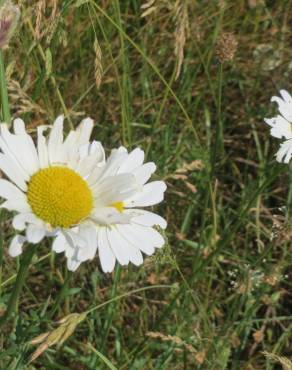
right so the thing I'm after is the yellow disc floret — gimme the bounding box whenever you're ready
[111,201,124,213]
[27,166,93,228]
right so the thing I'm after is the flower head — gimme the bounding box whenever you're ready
[215,32,237,63]
[0,117,167,272]
[265,89,292,163]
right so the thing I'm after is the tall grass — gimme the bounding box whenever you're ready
[0,0,291,369]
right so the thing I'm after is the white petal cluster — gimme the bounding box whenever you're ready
[0,116,167,272]
[265,89,292,163]
[53,146,167,272]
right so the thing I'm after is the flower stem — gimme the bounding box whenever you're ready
[0,49,11,124]
[0,244,37,329]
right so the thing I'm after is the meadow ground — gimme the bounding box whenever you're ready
[0,0,291,369]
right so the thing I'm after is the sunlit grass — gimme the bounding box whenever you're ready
[0,0,291,369]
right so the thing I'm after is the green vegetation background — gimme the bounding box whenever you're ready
[0,0,291,369]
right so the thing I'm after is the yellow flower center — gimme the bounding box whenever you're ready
[111,201,124,213]
[27,166,93,228]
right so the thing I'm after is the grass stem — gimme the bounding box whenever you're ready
[48,271,73,319]
[0,49,11,124]
[0,244,37,329]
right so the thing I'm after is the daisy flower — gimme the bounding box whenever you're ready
[265,89,292,163]
[53,146,167,272]
[0,117,167,272]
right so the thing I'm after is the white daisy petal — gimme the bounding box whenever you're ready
[63,228,87,248]
[12,119,40,172]
[264,116,292,140]
[52,233,68,253]
[276,139,292,163]
[95,147,128,181]
[124,181,166,207]
[59,234,84,271]
[76,144,105,178]
[0,122,39,176]
[9,235,26,257]
[12,212,42,231]
[13,118,26,135]
[1,198,30,213]
[91,207,130,225]
[0,153,28,191]
[97,227,116,273]
[26,224,46,244]
[37,125,50,168]
[77,224,98,261]
[118,148,144,173]
[67,258,81,271]
[271,94,292,122]
[106,227,129,265]
[265,90,292,163]
[125,209,167,229]
[93,173,138,207]
[114,227,143,266]
[0,179,26,200]
[79,140,105,161]
[116,224,155,255]
[126,224,165,252]
[76,117,94,145]
[132,162,156,185]
[65,119,95,170]
[280,89,292,103]
[48,115,65,164]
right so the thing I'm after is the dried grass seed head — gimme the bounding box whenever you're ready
[215,32,238,63]
[0,0,20,48]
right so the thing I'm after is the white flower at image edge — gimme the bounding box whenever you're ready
[265,89,292,163]
[0,116,167,272]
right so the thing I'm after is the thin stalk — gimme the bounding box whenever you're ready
[26,20,73,129]
[48,271,73,319]
[114,0,131,146]
[0,210,3,298]
[211,63,223,176]
[287,161,292,220]
[100,265,121,351]
[199,63,223,244]
[0,244,37,328]
[0,49,11,124]
[90,1,201,146]
[85,284,173,315]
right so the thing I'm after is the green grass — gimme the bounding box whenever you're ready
[0,0,291,369]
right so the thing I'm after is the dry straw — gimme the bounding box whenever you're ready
[174,1,189,80]
[140,0,189,80]
[141,0,157,18]
[7,78,45,115]
[262,351,292,370]
[147,331,206,365]
[29,313,87,363]
[35,0,59,43]
[94,38,103,89]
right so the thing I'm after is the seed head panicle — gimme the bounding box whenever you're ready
[94,38,103,89]
[215,32,238,63]
[29,313,87,363]
[0,0,20,49]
